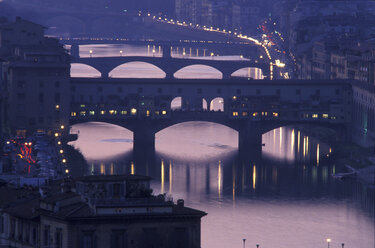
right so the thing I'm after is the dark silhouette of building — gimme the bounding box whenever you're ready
[0,175,206,248]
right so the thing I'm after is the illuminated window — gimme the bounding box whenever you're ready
[71,112,76,117]
[312,114,318,118]
[322,114,329,118]
[121,111,127,115]
[80,104,85,108]
[232,112,239,116]
[100,110,106,115]
[109,110,117,115]
[131,108,137,115]
[89,111,95,115]
[232,96,237,100]
[242,112,248,116]
[162,110,167,115]
[79,111,86,116]
[273,112,278,117]
[330,116,337,120]
[155,111,160,115]
[55,105,60,110]
[146,110,150,117]
[253,112,258,117]
[304,114,309,118]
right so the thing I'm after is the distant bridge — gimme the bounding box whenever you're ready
[69,78,352,156]
[71,56,270,79]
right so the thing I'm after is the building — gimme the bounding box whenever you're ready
[0,175,206,248]
[0,17,70,137]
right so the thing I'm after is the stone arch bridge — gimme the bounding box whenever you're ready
[69,78,353,157]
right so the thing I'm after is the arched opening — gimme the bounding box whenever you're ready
[70,63,101,78]
[171,97,182,110]
[210,97,224,111]
[231,67,264,79]
[156,121,237,160]
[69,122,133,162]
[174,65,223,79]
[44,16,86,37]
[202,99,208,110]
[109,62,166,78]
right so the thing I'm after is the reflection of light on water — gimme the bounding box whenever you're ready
[218,161,222,198]
[291,129,295,156]
[253,165,256,189]
[280,127,283,149]
[272,166,277,185]
[161,160,165,194]
[169,161,172,194]
[110,163,114,175]
[317,144,320,165]
[232,163,236,202]
[131,162,135,175]
[303,136,306,158]
[100,162,105,174]
[306,136,309,156]
[298,131,301,153]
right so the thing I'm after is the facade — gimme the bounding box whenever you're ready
[0,175,206,248]
[0,17,70,137]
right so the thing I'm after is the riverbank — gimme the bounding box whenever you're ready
[292,124,375,187]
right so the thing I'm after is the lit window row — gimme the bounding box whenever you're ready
[303,113,330,119]
[71,109,168,117]
[232,111,277,117]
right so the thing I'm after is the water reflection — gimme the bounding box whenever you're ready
[68,122,374,248]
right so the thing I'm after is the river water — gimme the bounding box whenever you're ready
[68,45,375,248]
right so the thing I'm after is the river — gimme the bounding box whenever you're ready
[68,44,375,248]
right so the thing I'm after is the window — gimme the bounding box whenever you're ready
[81,231,95,248]
[232,112,239,116]
[0,215,4,233]
[111,230,127,248]
[55,228,63,248]
[44,225,50,246]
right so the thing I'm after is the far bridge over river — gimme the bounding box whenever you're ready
[69,78,352,158]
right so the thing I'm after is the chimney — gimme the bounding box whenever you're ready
[177,199,184,207]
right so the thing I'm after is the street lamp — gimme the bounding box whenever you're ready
[256,244,259,248]
[89,50,93,58]
[341,243,344,248]
[326,238,331,248]
[242,239,246,248]
[120,50,123,56]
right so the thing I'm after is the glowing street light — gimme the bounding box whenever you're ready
[120,50,123,56]
[89,50,93,58]
[60,125,64,129]
[326,238,331,248]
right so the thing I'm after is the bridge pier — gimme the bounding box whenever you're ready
[238,122,263,160]
[133,121,156,159]
[70,44,80,58]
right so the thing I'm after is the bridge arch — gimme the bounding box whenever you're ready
[70,63,102,78]
[231,67,264,79]
[171,97,182,110]
[109,62,166,78]
[173,64,223,79]
[210,97,224,111]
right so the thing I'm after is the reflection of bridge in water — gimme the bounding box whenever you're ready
[70,78,352,159]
